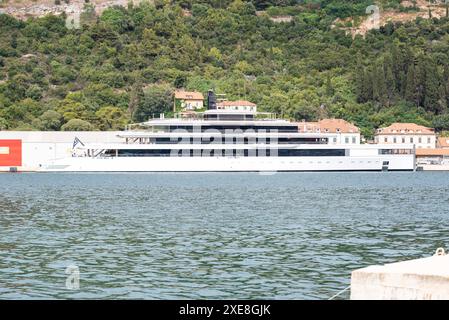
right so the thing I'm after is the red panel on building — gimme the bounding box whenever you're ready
[0,140,22,167]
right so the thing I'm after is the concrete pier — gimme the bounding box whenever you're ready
[351,249,449,300]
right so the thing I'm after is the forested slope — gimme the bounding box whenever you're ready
[1,0,449,138]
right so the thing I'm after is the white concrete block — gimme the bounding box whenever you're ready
[351,252,449,300]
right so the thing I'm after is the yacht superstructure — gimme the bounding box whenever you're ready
[39,110,416,172]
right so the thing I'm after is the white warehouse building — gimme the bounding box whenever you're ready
[0,131,121,171]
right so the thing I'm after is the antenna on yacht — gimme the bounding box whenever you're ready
[72,137,84,149]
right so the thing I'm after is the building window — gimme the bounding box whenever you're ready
[402,137,405,143]
[384,137,388,143]
[345,137,349,144]
[419,137,422,143]
[352,137,356,144]
[333,137,337,143]
[410,137,413,143]
[393,137,397,143]
[427,137,431,143]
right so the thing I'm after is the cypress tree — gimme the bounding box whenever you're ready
[128,81,144,116]
[445,76,449,108]
[373,64,388,107]
[384,55,396,105]
[444,64,449,83]
[415,57,427,107]
[443,64,449,107]
[390,45,403,92]
[423,58,441,113]
[405,63,416,105]
[363,68,373,102]
[399,70,407,97]
[326,73,334,96]
[354,54,365,102]
[437,84,447,114]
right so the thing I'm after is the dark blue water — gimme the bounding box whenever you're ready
[0,172,448,299]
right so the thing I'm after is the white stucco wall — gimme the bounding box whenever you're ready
[182,100,204,110]
[328,133,360,145]
[375,134,436,149]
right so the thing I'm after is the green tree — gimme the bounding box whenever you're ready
[326,73,334,96]
[133,84,173,122]
[57,99,92,122]
[433,113,449,131]
[423,58,442,113]
[0,117,8,130]
[372,65,388,107]
[39,110,63,130]
[383,55,396,105]
[25,85,43,100]
[61,119,94,131]
[3,99,43,126]
[95,106,128,130]
[405,63,417,105]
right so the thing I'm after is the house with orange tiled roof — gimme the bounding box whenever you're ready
[216,100,257,112]
[374,123,436,149]
[174,90,204,111]
[297,119,361,145]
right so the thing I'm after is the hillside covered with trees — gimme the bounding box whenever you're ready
[2,0,449,138]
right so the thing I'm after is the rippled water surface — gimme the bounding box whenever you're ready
[0,172,448,299]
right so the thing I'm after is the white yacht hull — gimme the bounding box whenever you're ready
[39,155,415,172]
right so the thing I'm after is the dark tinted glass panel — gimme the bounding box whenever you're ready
[379,149,412,155]
[277,149,345,157]
[278,138,328,144]
[117,149,172,157]
[151,137,325,144]
[114,148,345,157]
[166,125,298,133]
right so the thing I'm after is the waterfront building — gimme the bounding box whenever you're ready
[297,119,361,145]
[374,123,436,149]
[174,90,204,111]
